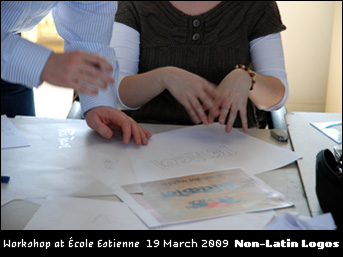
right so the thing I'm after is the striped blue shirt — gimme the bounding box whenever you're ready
[1,1,119,114]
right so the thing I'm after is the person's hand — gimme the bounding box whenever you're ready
[40,51,115,94]
[85,106,151,145]
[208,69,251,133]
[159,67,216,125]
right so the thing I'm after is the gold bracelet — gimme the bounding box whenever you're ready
[235,64,256,90]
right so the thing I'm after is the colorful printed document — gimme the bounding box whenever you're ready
[126,169,293,227]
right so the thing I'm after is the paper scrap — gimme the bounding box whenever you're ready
[1,115,30,149]
[265,212,337,230]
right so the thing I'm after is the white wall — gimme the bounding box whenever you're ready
[325,1,342,113]
[277,1,341,113]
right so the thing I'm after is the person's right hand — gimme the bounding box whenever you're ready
[208,69,251,133]
[159,67,216,125]
[85,106,151,145]
[40,50,115,94]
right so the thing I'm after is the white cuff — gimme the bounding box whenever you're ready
[116,74,141,111]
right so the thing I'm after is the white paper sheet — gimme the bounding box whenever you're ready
[159,211,275,230]
[265,212,337,230]
[1,121,138,201]
[24,196,147,230]
[310,121,342,144]
[85,143,139,187]
[1,115,30,149]
[126,123,302,183]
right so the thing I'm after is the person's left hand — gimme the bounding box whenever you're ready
[208,69,251,133]
[85,106,152,145]
[40,51,115,95]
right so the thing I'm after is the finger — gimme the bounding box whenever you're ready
[82,52,114,72]
[201,83,217,110]
[120,120,132,145]
[130,121,142,146]
[140,130,148,145]
[140,126,152,145]
[143,127,152,139]
[219,100,232,125]
[90,63,115,85]
[208,105,220,123]
[110,111,151,145]
[129,118,152,145]
[190,97,209,125]
[225,106,238,133]
[198,91,214,111]
[71,79,98,95]
[97,124,114,139]
[139,127,149,145]
[86,115,114,139]
[182,100,201,124]
[78,63,115,87]
[240,108,248,133]
[126,117,152,145]
[75,70,108,90]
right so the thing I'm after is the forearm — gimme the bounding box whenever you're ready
[119,68,165,108]
[249,73,285,110]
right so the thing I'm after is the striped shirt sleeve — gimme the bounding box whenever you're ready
[1,1,55,88]
[52,1,119,115]
[1,31,52,88]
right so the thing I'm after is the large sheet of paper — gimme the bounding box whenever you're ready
[1,121,138,201]
[125,169,292,227]
[126,123,302,183]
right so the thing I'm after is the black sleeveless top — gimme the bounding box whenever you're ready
[115,1,286,126]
